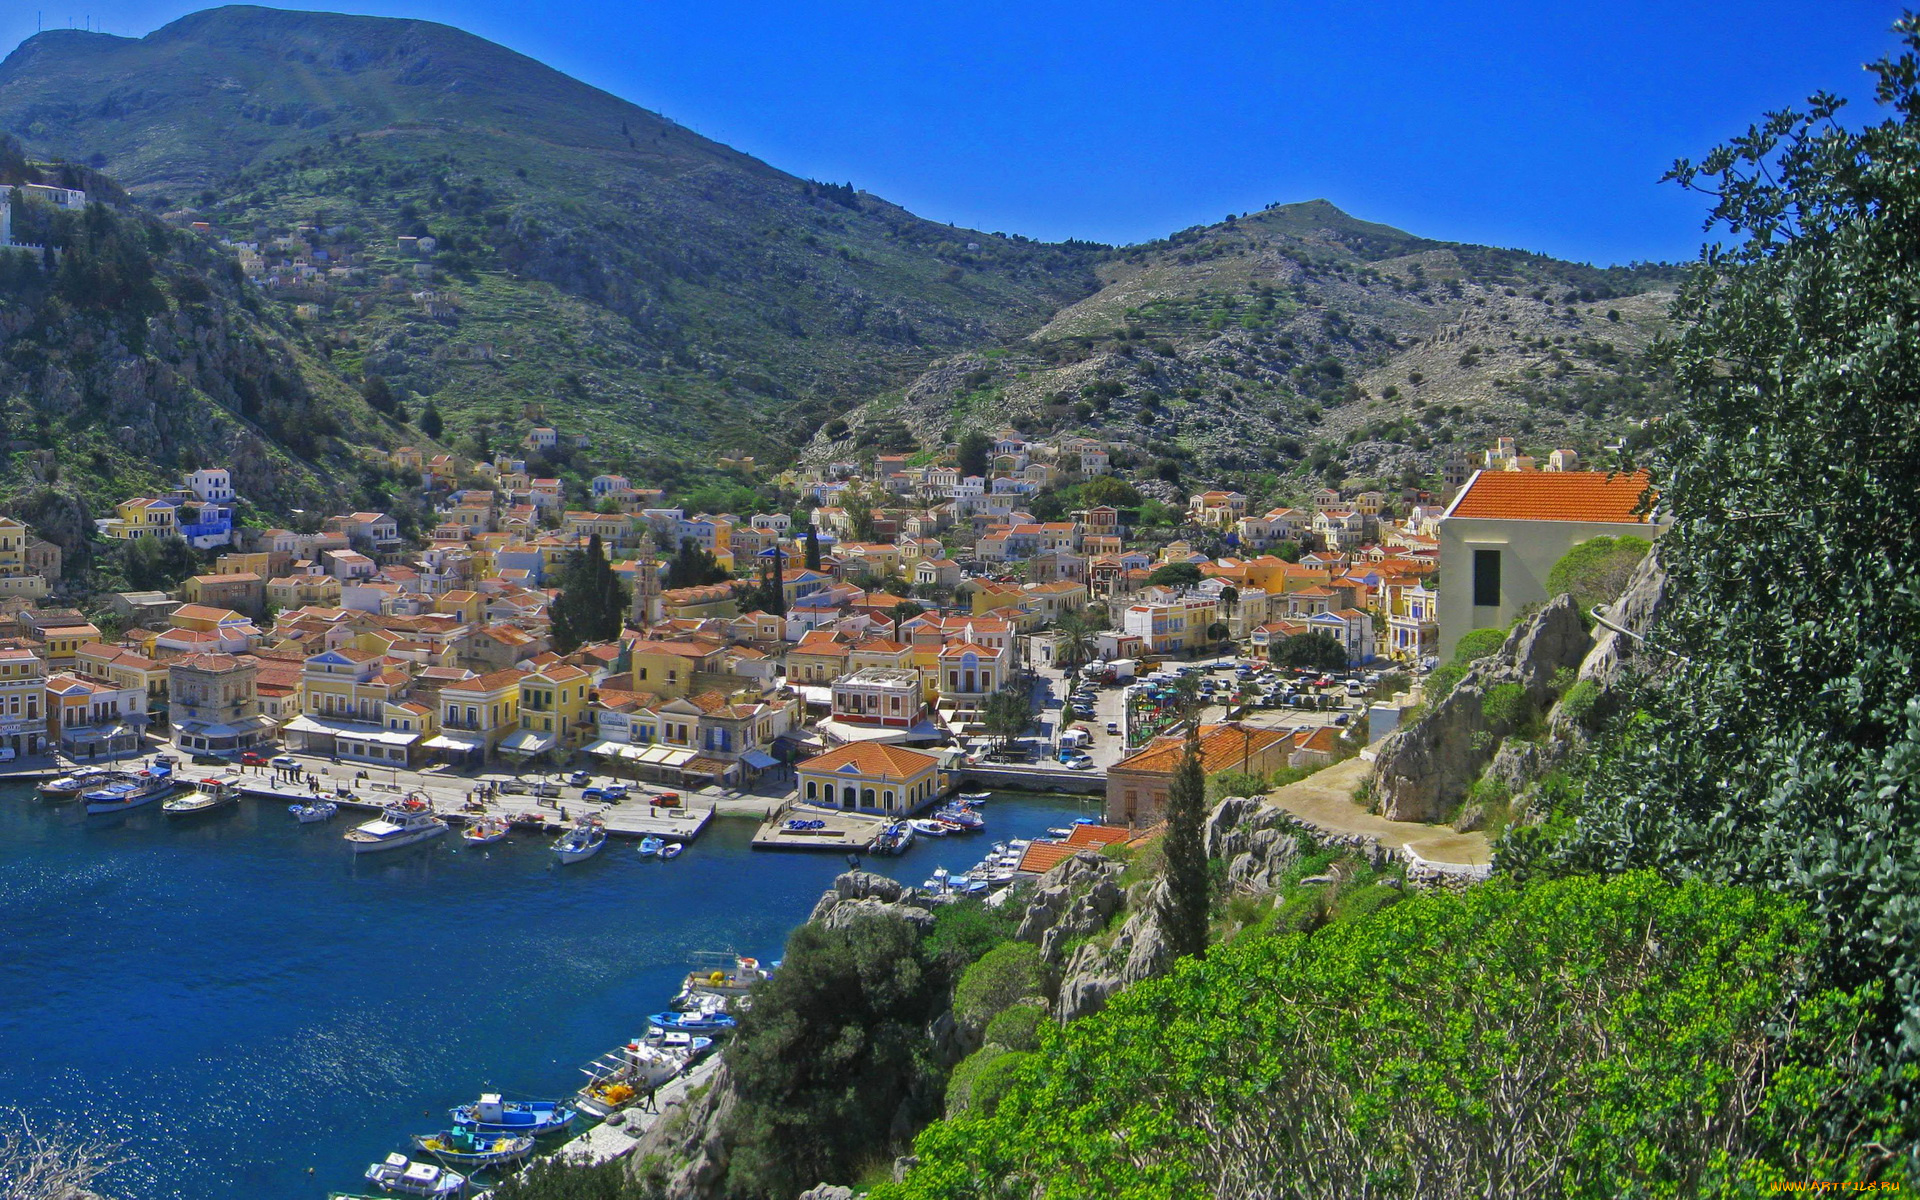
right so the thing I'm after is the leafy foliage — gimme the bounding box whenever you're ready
[1517,23,1920,1107]
[877,874,1899,1199]
[1546,534,1650,624]
[663,536,729,589]
[1269,631,1347,671]
[1423,626,1506,703]
[548,533,627,653]
[1145,562,1202,590]
[952,942,1045,1035]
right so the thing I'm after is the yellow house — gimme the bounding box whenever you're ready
[504,661,592,757]
[268,575,343,610]
[432,668,524,761]
[0,515,27,576]
[105,498,178,540]
[796,742,945,816]
[215,551,274,577]
[629,638,728,701]
[435,590,484,624]
[76,642,167,699]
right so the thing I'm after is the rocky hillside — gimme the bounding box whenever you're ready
[0,6,1104,468]
[827,200,1680,491]
[0,143,412,572]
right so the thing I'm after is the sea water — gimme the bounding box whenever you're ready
[0,784,1100,1198]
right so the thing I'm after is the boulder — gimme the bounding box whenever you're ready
[797,1187,855,1200]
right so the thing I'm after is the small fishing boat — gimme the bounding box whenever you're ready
[83,762,178,815]
[363,1153,466,1197]
[648,1009,738,1036]
[660,841,684,860]
[908,818,949,837]
[1044,827,1073,840]
[461,815,509,846]
[652,1030,715,1061]
[449,1093,576,1137]
[672,955,769,1007]
[344,801,447,854]
[636,835,665,858]
[553,820,607,864]
[958,791,992,804]
[574,1042,680,1117]
[289,799,338,824]
[163,775,242,818]
[37,767,118,801]
[409,1128,534,1169]
[921,866,952,893]
[934,805,984,831]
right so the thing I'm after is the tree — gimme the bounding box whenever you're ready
[362,373,395,415]
[665,536,728,589]
[1547,535,1652,624]
[1271,632,1348,672]
[1147,562,1202,590]
[981,688,1031,750]
[1053,610,1097,670]
[1159,725,1210,960]
[117,532,199,592]
[548,534,628,653]
[890,600,925,639]
[418,400,443,439]
[804,525,822,571]
[1205,621,1231,650]
[1079,476,1141,508]
[956,431,993,478]
[1514,23,1920,1100]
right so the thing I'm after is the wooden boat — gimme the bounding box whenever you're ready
[83,762,178,814]
[37,767,119,801]
[908,818,949,837]
[449,1093,575,1137]
[461,815,509,846]
[163,775,243,818]
[672,955,769,1007]
[409,1128,534,1169]
[553,819,607,864]
[363,1153,466,1196]
[574,1040,682,1117]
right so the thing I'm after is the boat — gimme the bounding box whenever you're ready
[660,841,684,860]
[652,1030,715,1061]
[290,799,338,824]
[37,767,118,801]
[636,835,665,858]
[934,805,984,831]
[449,1093,576,1137]
[344,801,448,854]
[672,955,769,1007]
[409,1128,534,1169]
[574,1043,681,1117]
[648,1009,738,1036]
[461,815,509,846]
[958,791,992,804]
[553,820,607,864]
[1044,827,1073,840]
[363,1153,466,1197]
[921,866,952,893]
[83,762,178,814]
[908,818,949,837]
[869,821,914,855]
[163,775,242,818]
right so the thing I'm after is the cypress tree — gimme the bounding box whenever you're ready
[804,525,822,571]
[1160,724,1211,960]
[550,533,626,653]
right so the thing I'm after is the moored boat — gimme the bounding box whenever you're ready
[908,818,949,837]
[958,791,992,804]
[409,1128,534,1169]
[672,955,769,1007]
[449,1093,575,1137]
[648,1009,738,1036]
[363,1153,466,1196]
[344,800,447,854]
[660,841,684,860]
[636,834,665,858]
[553,820,607,864]
[37,767,118,801]
[290,799,338,824]
[574,1042,680,1117]
[83,762,178,815]
[461,815,509,846]
[163,775,242,818]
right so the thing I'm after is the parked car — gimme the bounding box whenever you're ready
[1333,714,1351,726]
[0,747,16,763]
[239,751,268,766]
[1105,721,1121,736]
[567,770,593,787]
[531,781,561,797]
[271,755,299,770]
[582,783,629,803]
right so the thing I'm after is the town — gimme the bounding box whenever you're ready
[0,420,1657,849]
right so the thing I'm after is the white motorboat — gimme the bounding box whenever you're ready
[83,762,179,814]
[908,818,949,837]
[163,775,243,818]
[660,841,684,860]
[37,767,117,801]
[344,798,447,854]
[958,791,992,804]
[363,1152,466,1197]
[290,799,338,824]
[921,866,952,893]
[553,820,607,864]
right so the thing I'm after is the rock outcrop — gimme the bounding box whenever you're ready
[1371,594,1591,823]
[627,1063,737,1199]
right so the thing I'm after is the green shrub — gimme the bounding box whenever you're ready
[1547,535,1651,624]
[1559,678,1600,725]
[953,942,1045,1034]
[1481,681,1530,729]
[982,1002,1045,1052]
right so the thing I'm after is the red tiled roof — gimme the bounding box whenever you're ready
[798,741,941,779]
[1448,470,1653,523]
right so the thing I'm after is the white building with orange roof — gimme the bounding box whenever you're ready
[795,741,946,816]
[1437,469,1660,657]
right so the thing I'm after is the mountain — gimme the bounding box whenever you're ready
[0,6,1103,473]
[827,200,1681,493]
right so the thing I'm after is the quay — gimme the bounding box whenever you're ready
[751,801,889,851]
[237,776,712,842]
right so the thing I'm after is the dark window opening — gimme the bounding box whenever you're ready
[1473,550,1502,608]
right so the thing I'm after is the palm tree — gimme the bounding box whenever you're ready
[1054,610,1097,670]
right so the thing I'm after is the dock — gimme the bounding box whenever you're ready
[750,802,888,851]
[235,779,712,842]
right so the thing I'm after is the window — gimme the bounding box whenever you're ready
[1472,550,1502,608]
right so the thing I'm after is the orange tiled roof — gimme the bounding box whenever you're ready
[1449,470,1653,523]
[1114,723,1291,777]
[799,741,941,779]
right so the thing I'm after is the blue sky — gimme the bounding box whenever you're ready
[2,2,1908,264]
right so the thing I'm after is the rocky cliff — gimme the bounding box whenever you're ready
[1370,594,1592,823]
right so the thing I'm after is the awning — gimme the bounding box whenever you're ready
[582,738,627,757]
[632,745,696,768]
[499,729,559,755]
[424,732,487,751]
[183,715,280,738]
[61,723,135,742]
[681,756,734,778]
[740,750,779,769]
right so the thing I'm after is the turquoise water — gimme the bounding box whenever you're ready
[0,784,1098,1198]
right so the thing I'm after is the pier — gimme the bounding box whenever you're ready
[236,777,713,842]
[750,801,889,851]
